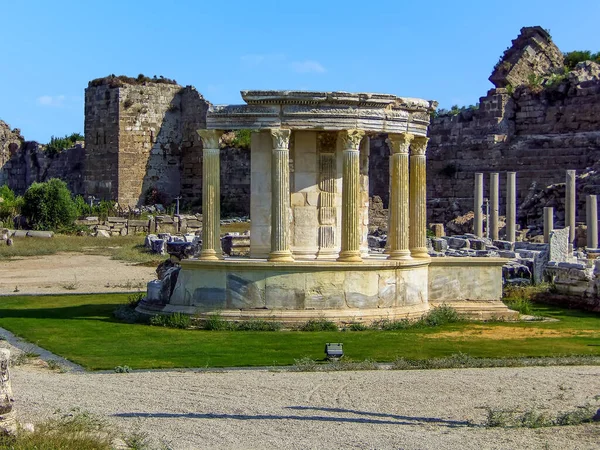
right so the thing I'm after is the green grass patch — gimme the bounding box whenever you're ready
[0,294,599,370]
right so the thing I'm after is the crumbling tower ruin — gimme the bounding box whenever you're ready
[84,76,209,207]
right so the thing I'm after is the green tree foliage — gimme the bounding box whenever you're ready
[564,50,600,70]
[0,185,23,224]
[45,132,84,156]
[22,179,78,230]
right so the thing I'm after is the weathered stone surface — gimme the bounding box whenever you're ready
[96,229,111,238]
[549,227,570,262]
[0,349,16,435]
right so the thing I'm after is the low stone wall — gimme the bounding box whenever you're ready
[74,214,204,236]
[544,260,600,311]
[428,258,518,319]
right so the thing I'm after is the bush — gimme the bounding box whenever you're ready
[45,133,83,156]
[299,319,338,332]
[235,319,282,331]
[202,312,234,331]
[422,304,461,326]
[564,50,600,70]
[22,179,78,230]
[0,184,23,224]
[150,312,191,329]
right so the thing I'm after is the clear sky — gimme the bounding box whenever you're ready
[2,0,599,143]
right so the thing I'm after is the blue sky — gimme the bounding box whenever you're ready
[2,0,599,143]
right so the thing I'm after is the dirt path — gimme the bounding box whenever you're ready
[11,364,600,449]
[0,253,156,295]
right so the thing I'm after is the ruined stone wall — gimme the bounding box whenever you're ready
[1,120,85,195]
[84,85,120,201]
[117,83,184,207]
[180,86,209,207]
[423,71,600,227]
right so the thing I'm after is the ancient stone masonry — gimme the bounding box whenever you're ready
[0,120,85,195]
[416,27,600,230]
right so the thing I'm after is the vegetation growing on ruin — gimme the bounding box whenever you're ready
[563,50,600,70]
[0,294,599,370]
[431,104,478,119]
[89,74,178,88]
[45,133,83,156]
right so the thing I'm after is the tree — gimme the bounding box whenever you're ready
[22,179,78,230]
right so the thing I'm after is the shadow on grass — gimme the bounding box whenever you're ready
[114,407,472,428]
[0,304,122,322]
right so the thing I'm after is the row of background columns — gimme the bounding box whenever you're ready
[474,172,516,241]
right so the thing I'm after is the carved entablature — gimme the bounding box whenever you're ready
[206,90,437,136]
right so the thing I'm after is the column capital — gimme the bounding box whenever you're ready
[387,133,414,154]
[340,129,365,151]
[197,129,222,149]
[270,128,291,149]
[410,136,429,156]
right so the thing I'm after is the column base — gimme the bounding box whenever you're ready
[268,250,295,262]
[388,250,412,260]
[199,250,220,261]
[410,248,430,259]
[337,251,363,263]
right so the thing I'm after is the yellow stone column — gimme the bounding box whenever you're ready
[388,132,414,260]
[337,129,365,262]
[409,136,429,259]
[268,128,294,262]
[197,130,222,260]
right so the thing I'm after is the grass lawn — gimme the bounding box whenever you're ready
[0,294,599,370]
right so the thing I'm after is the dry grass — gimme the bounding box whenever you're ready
[0,235,165,264]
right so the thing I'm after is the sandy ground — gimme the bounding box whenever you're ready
[0,253,156,295]
[2,254,600,448]
[10,363,600,449]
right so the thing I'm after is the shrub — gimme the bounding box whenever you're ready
[22,179,78,230]
[564,50,600,70]
[114,365,132,373]
[235,319,282,331]
[299,319,338,332]
[421,304,461,326]
[232,129,252,149]
[202,312,234,331]
[0,184,23,224]
[347,322,368,331]
[149,312,191,329]
[45,133,83,156]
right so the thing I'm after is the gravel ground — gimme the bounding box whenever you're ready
[0,253,156,295]
[11,363,600,449]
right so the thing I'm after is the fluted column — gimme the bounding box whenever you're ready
[474,173,484,238]
[566,170,576,252]
[387,132,413,260]
[337,129,365,262]
[197,130,222,260]
[506,172,516,242]
[490,173,499,240]
[409,137,429,259]
[268,128,294,262]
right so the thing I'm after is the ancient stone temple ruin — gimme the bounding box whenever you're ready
[138,90,516,323]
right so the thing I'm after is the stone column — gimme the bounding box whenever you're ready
[474,173,484,238]
[490,173,499,241]
[337,129,365,262]
[566,170,576,251]
[506,172,516,242]
[269,128,294,262]
[409,137,429,258]
[197,130,222,260]
[387,132,413,260]
[544,207,554,244]
[587,195,598,249]
[0,349,15,435]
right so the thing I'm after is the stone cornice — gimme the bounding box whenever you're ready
[206,90,437,136]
